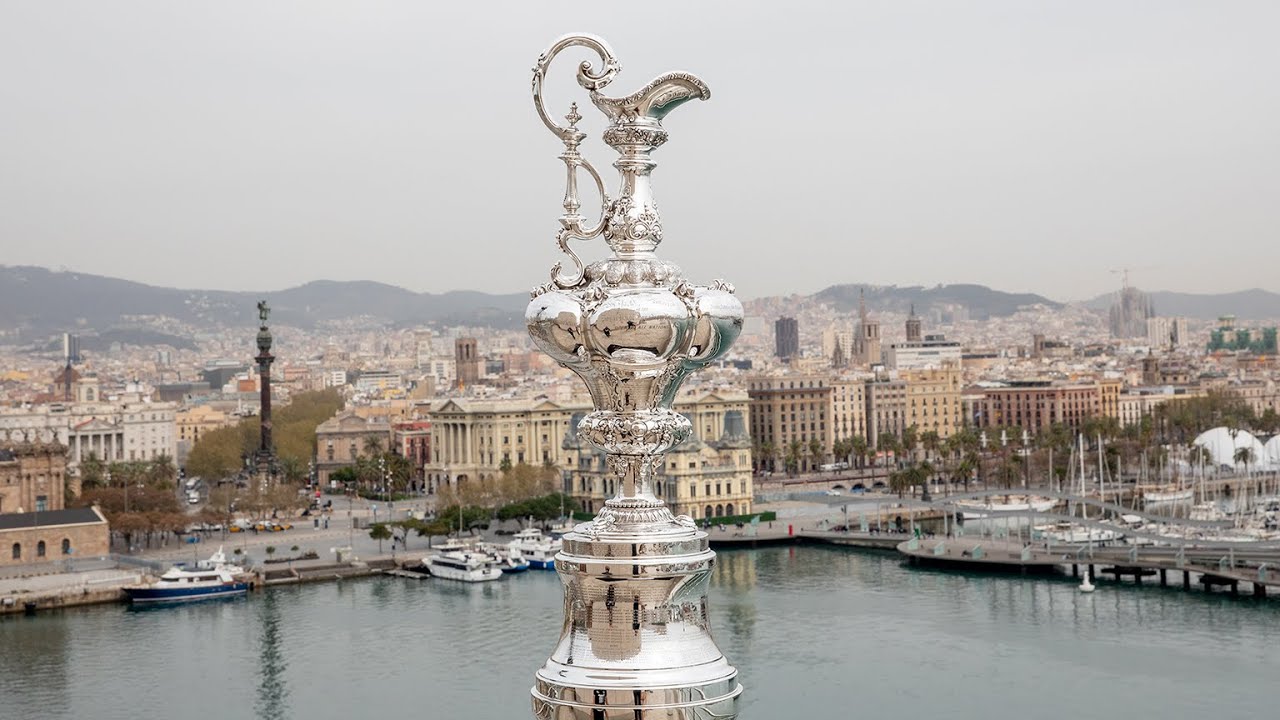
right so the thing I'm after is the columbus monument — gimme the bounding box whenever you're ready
[525,34,744,719]
[253,300,277,485]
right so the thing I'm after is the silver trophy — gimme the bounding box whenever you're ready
[526,33,745,720]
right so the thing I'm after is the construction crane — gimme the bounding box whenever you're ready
[1109,266,1154,290]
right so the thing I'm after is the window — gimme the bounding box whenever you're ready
[62,538,72,555]
[35,495,47,512]
[37,541,46,558]
[11,543,19,560]
[690,483,696,497]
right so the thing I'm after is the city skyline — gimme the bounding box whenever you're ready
[2,2,1278,301]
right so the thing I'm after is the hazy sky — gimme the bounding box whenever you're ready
[1,1,1277,302]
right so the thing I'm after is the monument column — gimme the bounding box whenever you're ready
[253,301,278,485]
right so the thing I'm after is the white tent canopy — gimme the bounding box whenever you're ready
[1192,427,1269,470]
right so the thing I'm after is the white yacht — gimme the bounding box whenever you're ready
[424,551,504,582]
[507,528,562,570]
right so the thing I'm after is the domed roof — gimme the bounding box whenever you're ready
[1193,427,1267,469]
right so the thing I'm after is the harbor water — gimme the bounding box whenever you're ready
[2,545,1276,719]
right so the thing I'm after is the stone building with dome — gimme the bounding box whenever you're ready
[563,406,754,520]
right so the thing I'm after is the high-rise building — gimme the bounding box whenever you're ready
[774,317,799,360]
[62,333,81,364]
[1146,317,1189,349]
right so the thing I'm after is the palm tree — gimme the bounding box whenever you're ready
[759,442,776,474]
[889,469,910,499]
[785,440,803,477]
[916,460,935,501]
[1234,446,1255,475]
[920,430,941,463]
[901,425,920,466]
[363,435,385,458]
[832,438,852,467]
[1187,443,1212,469]
[952,454,976,492]
[850,435,869,469]
[808,438,825,471]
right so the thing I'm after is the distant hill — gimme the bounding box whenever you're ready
[1084,289,1280,321]
[0,265,528,339]
[813,283,1060,320]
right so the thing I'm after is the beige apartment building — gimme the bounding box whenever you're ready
[901,366,964,439]
[864,377,908,450]
[175,405,237,446]
[746,375,835,473]
[970,379,1122,434]
[830,377,869,446]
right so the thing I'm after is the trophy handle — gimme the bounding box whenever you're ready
[532,33,620,139]
[533,34,620,289]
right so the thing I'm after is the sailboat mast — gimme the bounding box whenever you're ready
[1079,434,1087,521]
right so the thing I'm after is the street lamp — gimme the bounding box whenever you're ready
[979,431,989,490]
[1021,428,1031,489]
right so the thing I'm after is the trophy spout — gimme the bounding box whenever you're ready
[591,72,711,122]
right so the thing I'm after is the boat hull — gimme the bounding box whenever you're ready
[125,582,250,604]
[501,564,529,574]
[427,566,503,582]
[527,559,556,570]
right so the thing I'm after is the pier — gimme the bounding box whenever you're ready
[897,537,1280,597]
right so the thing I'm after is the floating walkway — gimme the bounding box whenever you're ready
[898,537,1280,598]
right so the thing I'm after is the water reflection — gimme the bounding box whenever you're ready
[0,614,70,717]
[2,547,1278,720]
[255,590,289,720]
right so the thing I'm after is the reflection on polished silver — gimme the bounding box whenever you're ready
[526,33,744,720]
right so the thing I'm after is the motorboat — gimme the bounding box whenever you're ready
[955,495,1056,519]
[423,551,504,582]
[507,528,562,570]
[123,547,250,604]
[478,542,530,574]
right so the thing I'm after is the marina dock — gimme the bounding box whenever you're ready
[898,537,1280,597]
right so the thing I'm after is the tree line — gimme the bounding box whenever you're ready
[184,389,344,482]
